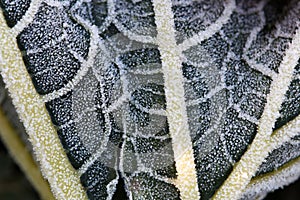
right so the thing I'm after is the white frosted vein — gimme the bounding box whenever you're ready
[105,93,130,113]
[112,19,156,44]
[243,156,300,199]
[178,0,235,51]
[241,0,267,50]
[109,0,157,44]
[152,0,200,199]
[78,53,114,176]
[44,0,70,7]
[213,25,300,200]
[232,104,259,124]
[148,108,166,116]
[131,68,162,75]
[186,85,224,107]
[243,57,277,79]
[42,15,100,102]
[77,80,112,176]
[10,0,42,36]
[240,1,278,79]
[243,0,298,79]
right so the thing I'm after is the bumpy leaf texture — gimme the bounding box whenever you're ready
[0,0,299,200]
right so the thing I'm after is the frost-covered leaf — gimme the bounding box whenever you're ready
[172,0,226,43]
[0,0,299,200]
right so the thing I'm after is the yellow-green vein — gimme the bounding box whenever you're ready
[0,10,87,200]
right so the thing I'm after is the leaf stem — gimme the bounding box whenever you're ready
[0,108,55,200]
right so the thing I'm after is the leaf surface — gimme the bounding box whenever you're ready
[0,0,299,200]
